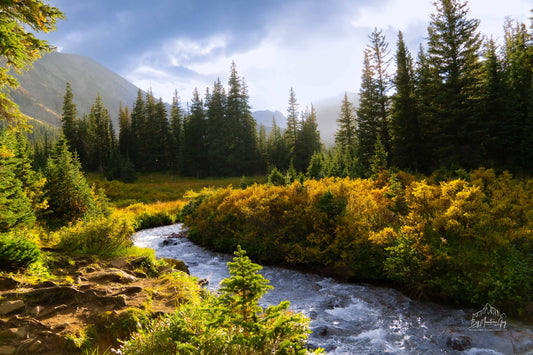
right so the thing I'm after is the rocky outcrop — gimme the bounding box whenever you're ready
[0,255,191,354]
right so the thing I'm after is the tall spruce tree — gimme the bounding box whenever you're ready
[294,105,321,172]
[479,39,508,167]
[335,92,357,150]
[424,0,483,169]
[181,88,207,177]
[503,20,532,170]
[118,103,133,159]
[357,51,381,174]
[169,90,183,172]
[0,129,35,232]
[267,117,290,171]
[240,78,260,174]
[61,82,77,151]
[390,31,422,171]
[87,94,113,172]
[285,87,300,158]
[130,89,146,171]
[207,78,228,176]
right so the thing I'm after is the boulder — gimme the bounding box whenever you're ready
[85,269,137,284]
[160,258,189,274]
[0,345,16,355]
[0,300,25,315]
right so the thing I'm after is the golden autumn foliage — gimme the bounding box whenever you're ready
[184,169,533,315]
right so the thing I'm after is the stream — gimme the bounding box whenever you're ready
[133,224,533,354]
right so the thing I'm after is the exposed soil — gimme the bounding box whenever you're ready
[0,255,191,354]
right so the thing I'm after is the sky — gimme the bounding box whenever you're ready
[42,0,530,113]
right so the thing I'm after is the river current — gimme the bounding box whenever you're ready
[133,224,533,354]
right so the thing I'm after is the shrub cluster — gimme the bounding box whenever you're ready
[184,169,533,315]
[0,234,41,270]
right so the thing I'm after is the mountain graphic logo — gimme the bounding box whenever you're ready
[469,303,507,331]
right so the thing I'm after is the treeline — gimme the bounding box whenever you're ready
[59,63,321,180]
[330,0,532,177]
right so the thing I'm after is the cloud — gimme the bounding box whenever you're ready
[117,0,531,113]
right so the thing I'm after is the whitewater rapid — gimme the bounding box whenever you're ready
[134,224,533,354]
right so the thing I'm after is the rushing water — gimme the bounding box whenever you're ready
[134,224,533,354]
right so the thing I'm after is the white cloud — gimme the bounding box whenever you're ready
[122,0,531,113]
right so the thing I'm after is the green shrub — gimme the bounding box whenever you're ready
[0,234,41,270]
[135,211,174,230]
[56,214,135,257]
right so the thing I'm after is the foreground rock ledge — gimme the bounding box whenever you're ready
[0,255,191,354]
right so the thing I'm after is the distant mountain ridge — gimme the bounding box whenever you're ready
[11,52,141,129]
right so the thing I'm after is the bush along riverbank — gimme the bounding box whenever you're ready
[183,169,533,318]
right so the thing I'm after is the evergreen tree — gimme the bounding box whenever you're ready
[307,152,325,179]
[414,45,435,173]
[357,51,381,174]
[390,31,422,171]
[130,89,146,170]
[169,90,183,172]
[257,123,268,173]
[240,78,260,174]
[266,117,290,171]
[87,94,113,172]
[0,129,35,232]
[424,0,484,169]
[207,78,228,176]
[61,82,77,150]
[479,39,508,167]
[118,103,134,160]
[370,133,388,177]
[44,137,101,222]
[152,98,170,171]
[225,62,243,175]
[368,28,392,158]
[217,246,273,326]
[503,19,532,170]
[284,87,300,157]
[181,89,208,177]
[294,105,321,172]
[335,92,357,150]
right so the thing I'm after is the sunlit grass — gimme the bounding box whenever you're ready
[87,173,267,206]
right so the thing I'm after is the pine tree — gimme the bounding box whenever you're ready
[217,246,273,325]
[225,62,243,175]
[424,0,484,169]
[240,78,260,175]
[370,133,388,177]
[335,92,357,150]
[503,19,532,170]
[284,87,300,157]
[152,98,170,171]
[207,78,228,176]
[267,117,290,171]
[130,89,146,171]
[390,31,422,171]
[180,88,207,177]
[118,103,133,160]
[87,94,113,172]
[0,129,35,232]
[61,82,77,150]
[294,105,321,172]
[357,51,380,174]
[368,28,392,158]
[479,39,508,167]
[44,137,101,222]
[169,90,183,172]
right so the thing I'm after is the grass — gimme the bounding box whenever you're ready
[87,173,267,206]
